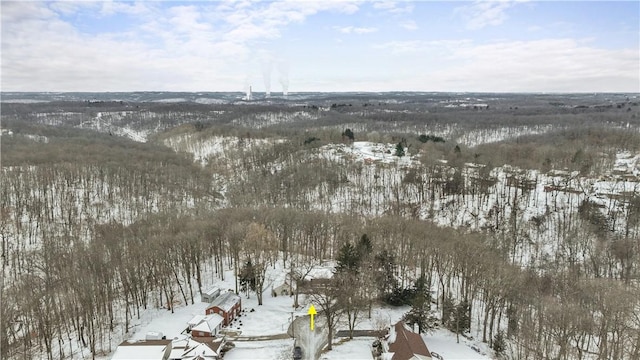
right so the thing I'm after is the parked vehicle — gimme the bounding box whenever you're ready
[293,346,302,360]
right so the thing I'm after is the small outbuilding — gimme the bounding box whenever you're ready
[272,278,293,297]
[201,287,221,303]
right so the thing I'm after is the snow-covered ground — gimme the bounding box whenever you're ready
[426,329,491,360]
[320,330,493,360]
[164,134,233,164]
[231,110,320,128]
[320,338,373,360]
[163,130,640,267]
[164,133,285,165]
[455,125,555,147]
[0,130,49,143]
[7,125,638,359]
[613,151,640,176]
[122,301,493,359]
[127,302,210,342]
[101,260,496,360]
[23,133,50,143]
[224,339,293,360]
[320,141,417,166]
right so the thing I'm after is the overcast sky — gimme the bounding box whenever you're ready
[1,1,638,93]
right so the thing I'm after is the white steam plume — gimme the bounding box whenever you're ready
[278,60,289,96]
[262,60,273,97]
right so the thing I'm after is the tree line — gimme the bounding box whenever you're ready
[3,206,638,359]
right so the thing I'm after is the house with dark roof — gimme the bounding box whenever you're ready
[382,321,432,360]
[205,291,241,326]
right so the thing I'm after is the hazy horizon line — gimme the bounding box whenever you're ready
[3,90,639,95]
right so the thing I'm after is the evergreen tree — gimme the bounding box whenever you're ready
[357,234,372,257]
[448,298,471,343]
[418,134,445,143]
[402,276,433,333]
[453,299,471,333]
[493,330,506,357]
[385,286,414,306]
[442,294,455,328]
[395,142,405,157]
[239,260,256,297]
[336,242,360,274]
[374,250,398,299]
[342,128,355,141]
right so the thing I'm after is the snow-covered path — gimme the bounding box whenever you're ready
[291,315,328,360]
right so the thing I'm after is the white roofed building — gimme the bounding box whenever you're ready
[168,337,225,360]
[187,315,207,330]
[205,291,241,326]
[191,314,224,338]
[111,340,172,360]
[201,287,221,303]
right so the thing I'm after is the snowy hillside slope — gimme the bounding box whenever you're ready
[166,130,639,269]
[164,133,284,166]
[0,165,218,258]
[231,110,321,128]
[316,146,640,266]
[78,111,159,142]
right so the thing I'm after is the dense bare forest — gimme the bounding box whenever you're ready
[1,92,639,359]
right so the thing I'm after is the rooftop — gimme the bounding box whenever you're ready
[387,322,432,360]
[169,337,224,360]
[192,314,224,333]
[203,286,220,296]
[111,340,171,360]
[209,291,240,313]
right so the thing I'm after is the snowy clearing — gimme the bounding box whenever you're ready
[97,260,496,360]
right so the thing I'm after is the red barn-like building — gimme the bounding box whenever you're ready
[205,292,241,326]
[190,314,224,337]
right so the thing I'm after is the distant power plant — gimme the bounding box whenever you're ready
[245,59,288,99]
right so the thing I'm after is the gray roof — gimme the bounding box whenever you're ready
[203,286,220,296]
[209,292,240,313]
